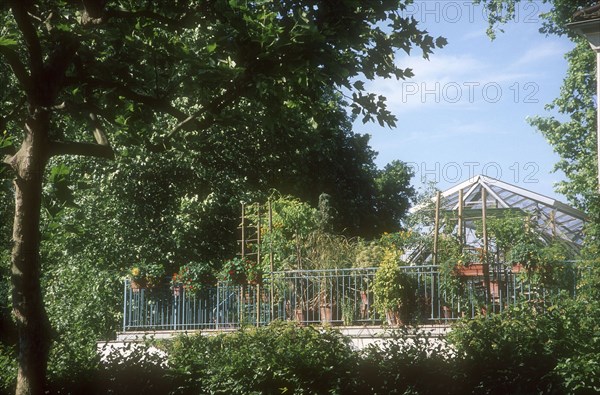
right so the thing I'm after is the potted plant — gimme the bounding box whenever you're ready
[509,240,575,291]
[341,296,355,326]
[221,257,249,285]
[245,260,263,285]
[172,262,216,297]
[305,231,355,324]
[353,237,390,320]
[144,263,166,288]
[507,241,542,275]
[372,251,418,326]
[128,266,146,291]
[128,262,165,291]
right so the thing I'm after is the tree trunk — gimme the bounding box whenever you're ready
[10,113,51,395]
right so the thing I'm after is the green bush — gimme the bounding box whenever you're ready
[45,341,174,395]
[356,328,460,395]
[372,253,418,325]
[5,299,600,394]
[167,321,358,394]
[449,299,600,395]
[96,342,173,395]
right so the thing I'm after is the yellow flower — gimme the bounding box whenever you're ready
[131,267,140,277]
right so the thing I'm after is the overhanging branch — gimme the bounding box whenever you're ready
[82,6,202,30]
[70,76,191,123]
[10,1,43,83]
[48,109,114,160]
[164,74,250,141]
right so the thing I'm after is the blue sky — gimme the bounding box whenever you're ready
[353,1,575,201]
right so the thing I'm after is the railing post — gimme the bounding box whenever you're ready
[216,283,220,330]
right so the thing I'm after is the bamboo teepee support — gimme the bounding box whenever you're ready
[458,189,464,250]
[481,188,491,301]
[433,191,441,265]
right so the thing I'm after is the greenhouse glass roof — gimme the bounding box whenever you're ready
[437,175,587,246]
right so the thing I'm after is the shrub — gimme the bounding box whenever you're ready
[167,321,358,394]
[449,303,563,394]
[449,298,600,395]
[372,252,418,325]
[356,328,459,395]
[95,342,173,395]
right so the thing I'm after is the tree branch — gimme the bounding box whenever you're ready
[48,105,115,160]
[44,37,79,99]
[71,76,191,122]
[10,1,44,86]
[0,155,14,174]
[164,74,251,141]
[2,147,16,174]
[0,47,32,93]
[88,113,109,146]
[48,141,114,159]
[82,6,202,30]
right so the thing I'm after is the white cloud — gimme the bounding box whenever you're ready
[362,42,562,113]
[509,41,571,70]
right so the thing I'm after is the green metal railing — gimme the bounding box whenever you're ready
[122,264,581,332]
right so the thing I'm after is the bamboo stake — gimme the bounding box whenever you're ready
[458,189,464,251]
[256,203,261,327]
[481,188,491,302]
[433,191,441,265]
[268,200,274,320]
[241,203,246,258]
[257,203,261,269]
[240,203,245,324]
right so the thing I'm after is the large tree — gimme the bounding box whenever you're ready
[0,1,445,393]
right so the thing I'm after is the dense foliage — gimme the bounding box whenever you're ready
[0,1,446,391]
[450,298,600,395]
[0,302,597,395]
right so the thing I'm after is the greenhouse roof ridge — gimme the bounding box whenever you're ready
[443,174,586,219]
[410,174,587,246]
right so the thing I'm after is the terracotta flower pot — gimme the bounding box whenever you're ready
[172,284,183,297]
[295,308,306,325]
[511,263,525,273]
[385,310,403,326]
[247,272,262,286]
[320,305,335,324]
[130,279,146,292]
[441,305,453,319]
[456,263,484,277]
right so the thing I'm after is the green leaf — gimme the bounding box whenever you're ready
[206,43,217,53]
[435,37,448,48]
[0,37,17,48]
